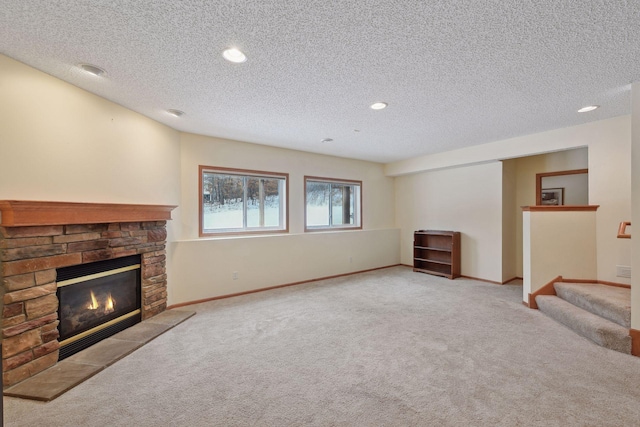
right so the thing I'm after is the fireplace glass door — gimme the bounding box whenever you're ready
[57,255,141,359]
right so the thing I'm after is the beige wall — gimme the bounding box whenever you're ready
[394,162,504,283]
[168,133,399,304]
[523,211,598,299]
[502,160,518,281]
[168,229,399,304]
[1,55,399,307]
[388,117,631,285]
[3,53,633,313]
[504,148,589,278]
[588,119,632,284]
[632,82,640,329]
[0,55,182,239]
[178,133,395,239]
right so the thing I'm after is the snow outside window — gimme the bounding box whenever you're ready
[305,177,362,231]
[200,166,288,236]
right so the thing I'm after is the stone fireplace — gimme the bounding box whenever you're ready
[0,201,176,387]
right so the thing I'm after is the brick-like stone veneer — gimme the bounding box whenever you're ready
[0,221,168,387]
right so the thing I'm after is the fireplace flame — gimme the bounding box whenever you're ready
[87,290,99,310]
[105,293,115,314]
[86,290,116,313]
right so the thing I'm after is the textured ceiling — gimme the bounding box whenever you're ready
[1,1,639,163]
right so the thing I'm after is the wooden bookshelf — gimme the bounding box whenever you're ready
[413,230,461,279]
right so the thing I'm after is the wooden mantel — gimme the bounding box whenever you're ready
[0,200,177,227]
[521,205,600,212]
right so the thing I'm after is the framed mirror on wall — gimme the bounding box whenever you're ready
[536,169,588,206]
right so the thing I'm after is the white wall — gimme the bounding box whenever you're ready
[0,55,182,238]
[523,210,598,300]
[388,117,631,285]
[168,133,399,304]
[395,162,504,283]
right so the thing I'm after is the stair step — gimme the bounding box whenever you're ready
[554,282,631,328]
[535,295,631,354]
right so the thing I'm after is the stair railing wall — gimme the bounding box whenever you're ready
[521,206,599,304]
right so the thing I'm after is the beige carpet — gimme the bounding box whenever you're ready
[5,266,640,426]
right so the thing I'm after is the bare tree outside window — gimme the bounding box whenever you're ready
[305,177,361,231]
[200,166,288,236]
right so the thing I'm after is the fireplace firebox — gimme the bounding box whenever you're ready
[56,255,142,360]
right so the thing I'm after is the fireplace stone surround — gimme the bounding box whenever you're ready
[0,201,176,387]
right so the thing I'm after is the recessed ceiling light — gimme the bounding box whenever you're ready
[321,138,333,143]
[370,102,388,110]
[167,109,185,117]
[78,63,106,77]
[222,48,247,63]
[578,105,599,113]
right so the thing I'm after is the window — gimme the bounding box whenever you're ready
[200,166,288,236]
[305,176,362,231]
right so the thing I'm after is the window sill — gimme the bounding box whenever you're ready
[304,226,363,233]
[199,228,289,238]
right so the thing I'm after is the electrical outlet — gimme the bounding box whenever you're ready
[232,271,238,280]
[349,256,353,264]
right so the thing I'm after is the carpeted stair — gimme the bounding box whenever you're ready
[536,282,632,354]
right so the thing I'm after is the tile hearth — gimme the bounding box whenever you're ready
[4,309,194,401]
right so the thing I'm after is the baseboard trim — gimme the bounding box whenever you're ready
[561,278,631,289]
[416,273,520,285]
[460,275,502,285]
[528,275,562,309]
[630,329,640,357]
[167,264,402,309]
[597,280,631,289]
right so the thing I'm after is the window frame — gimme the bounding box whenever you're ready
[304,176,362,232]
[199,165,289,237]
